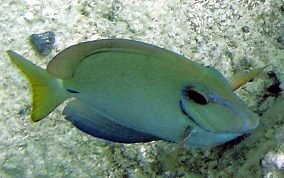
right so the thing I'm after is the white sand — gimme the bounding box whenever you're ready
[0,0,283,177]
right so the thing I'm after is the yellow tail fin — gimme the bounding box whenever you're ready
[7,50,68,122]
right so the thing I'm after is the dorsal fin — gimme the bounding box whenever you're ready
[47,39,183,79]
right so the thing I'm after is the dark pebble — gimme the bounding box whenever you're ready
[277,32,284,48]
[30,31,56,56]
[280,4,284,12]
[241,26,250,33]
[267,71,283,97]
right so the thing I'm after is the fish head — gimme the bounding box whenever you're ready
[179,66,260,147]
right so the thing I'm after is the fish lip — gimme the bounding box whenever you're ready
[241,124,259,134]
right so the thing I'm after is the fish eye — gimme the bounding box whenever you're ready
[185,88,209,105]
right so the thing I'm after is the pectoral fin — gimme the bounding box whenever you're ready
[160,126,191,171]
[229,65,269,91]
[63,100,160,143]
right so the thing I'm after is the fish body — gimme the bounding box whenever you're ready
[7,39,260,148]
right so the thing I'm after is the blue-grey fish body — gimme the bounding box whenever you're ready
[7,39,259,148]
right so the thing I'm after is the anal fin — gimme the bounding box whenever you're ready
[63,100,160,143]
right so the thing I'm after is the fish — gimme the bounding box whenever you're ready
[7,39,263,148]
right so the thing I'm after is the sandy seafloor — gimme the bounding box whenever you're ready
[0,0,283,177]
